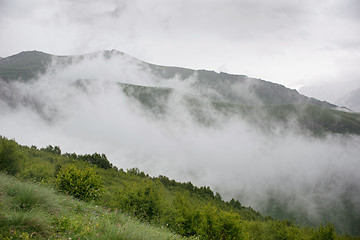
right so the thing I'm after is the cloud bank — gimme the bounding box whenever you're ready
[0,53,359,233]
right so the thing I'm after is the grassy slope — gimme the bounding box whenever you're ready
[0,173,188,240]
[1,137,360,239]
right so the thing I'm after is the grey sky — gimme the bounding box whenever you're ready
[1,0,359,95]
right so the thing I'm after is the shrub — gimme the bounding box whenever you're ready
[55,164,102,202]
[0,137,19,175]
[197,205,244,240]
[165,192,199,236]
[311,224,336,240]
[116,180,162,221]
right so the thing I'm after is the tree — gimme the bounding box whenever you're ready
[41,145,61,155]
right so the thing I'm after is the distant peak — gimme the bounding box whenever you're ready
[102,49,125,58]
[11,50,52,58]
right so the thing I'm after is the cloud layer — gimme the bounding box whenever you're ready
[0,53,359,233]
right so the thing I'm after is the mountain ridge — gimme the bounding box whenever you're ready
[1,50,360,137]
[0,50,336,109]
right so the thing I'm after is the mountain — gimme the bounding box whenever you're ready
[0,50,335,108]
[0,51,53,81]
[1,50,360,136]
[1,51,360,236]
[337,88,360,112]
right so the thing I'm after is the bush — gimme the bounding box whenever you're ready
[115,180,162,221]
[164,192,199,236]
[55,164,102,202]
[197,205,244,240]
[311,224,336,240]
[0,137,19,175]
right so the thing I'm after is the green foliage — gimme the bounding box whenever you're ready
[64,152,114,169]
[311,224,336,240]
[128,167,149,177]
[157,175,218,200]
[270,221,299,240]
[196,205,244,240]
[79,153,112,169]
[115,180,162,221]
[41,145,61,155]
[0,173,186,240]
[0,137,20,175]
[55,164,102,202]
[163,192,200,236]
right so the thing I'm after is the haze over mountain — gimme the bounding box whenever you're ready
[1,50,360,234]
[299,79,360,111]
[337,88,360,112]
[0,50,337,106]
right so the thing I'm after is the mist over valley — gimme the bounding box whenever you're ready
[1,50,360,235]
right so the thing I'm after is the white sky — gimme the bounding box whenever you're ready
[0,0,359,97]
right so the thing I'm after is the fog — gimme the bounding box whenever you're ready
[1,52,359,233]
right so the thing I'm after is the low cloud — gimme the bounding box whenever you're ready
[0,52,359,233]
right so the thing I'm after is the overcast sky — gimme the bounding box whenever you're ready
[0,0,359,98]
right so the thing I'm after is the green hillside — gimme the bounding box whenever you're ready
[2,50,359,136]
[0,50,335,108]
[0,173,187,240]
[1,136,359,239]
[0,51,52,81]
[120,83,360,136]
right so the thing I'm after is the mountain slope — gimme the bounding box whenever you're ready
[120,82,360,135]
[1,136,356,239]
[1,50,359,136]
[0,50,334,108]
[149,63,335,108]
[0,173,187,240]
[0,51,53,81]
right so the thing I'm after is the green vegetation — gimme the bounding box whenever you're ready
[1,136,359,239]
[119,82,360,136]
[212,102,360,136]
[55,164,102,202]
[0,173,187,239]
[0,138,19,175]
